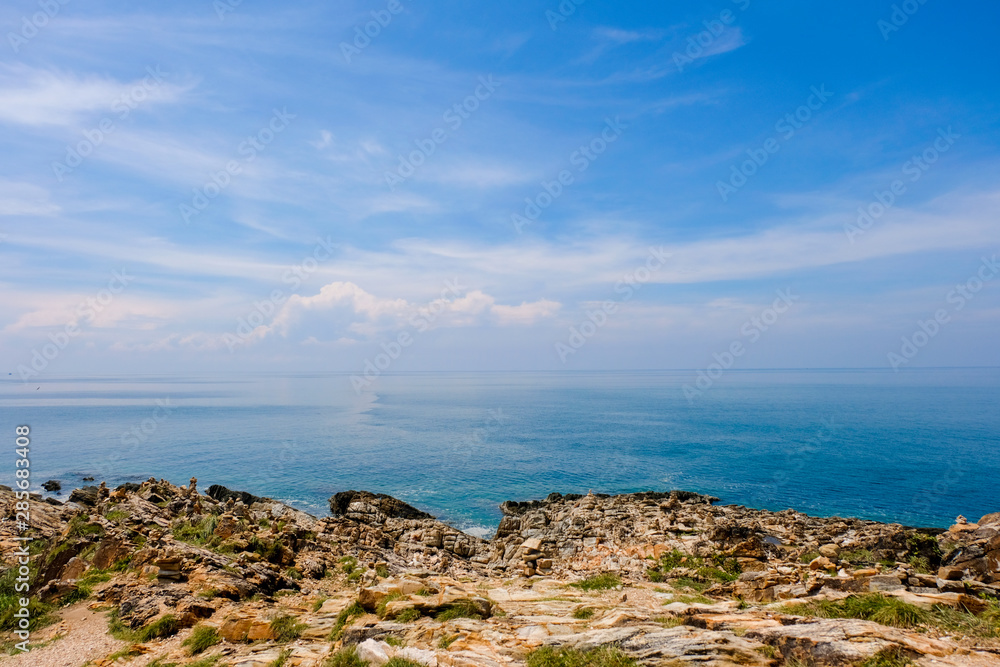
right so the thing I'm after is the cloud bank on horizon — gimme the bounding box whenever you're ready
[1,0,998,378]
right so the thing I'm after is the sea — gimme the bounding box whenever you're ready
[1,369,997,537]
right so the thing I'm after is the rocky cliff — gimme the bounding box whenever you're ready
[1,478,998,667]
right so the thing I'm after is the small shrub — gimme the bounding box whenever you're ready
[569,573,621,591]
[573,607,595,620]
[324,646,368,667]
[799,551,821,563]
[286,567,303,581]
[183,625,221,655]
[375,564,390,578]
[270,614,307,642]
[659,549,686,572]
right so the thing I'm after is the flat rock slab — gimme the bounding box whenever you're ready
[746,618,955,664]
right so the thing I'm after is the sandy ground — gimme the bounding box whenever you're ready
[0,604,125,667]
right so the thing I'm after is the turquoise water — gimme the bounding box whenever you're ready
[1,370,997,535]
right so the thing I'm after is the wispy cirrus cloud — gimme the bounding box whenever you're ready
[0,64,192,128]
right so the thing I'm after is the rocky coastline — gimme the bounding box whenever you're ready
[1,478,998,667]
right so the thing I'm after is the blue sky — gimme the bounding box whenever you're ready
[1,0,998,378]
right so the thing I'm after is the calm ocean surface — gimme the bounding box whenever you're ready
[1,370,997,536]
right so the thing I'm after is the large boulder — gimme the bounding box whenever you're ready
[329,490,433,523]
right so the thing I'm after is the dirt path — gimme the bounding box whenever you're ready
[0,604,125,667]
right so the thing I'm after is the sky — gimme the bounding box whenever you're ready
[1,0,999,379]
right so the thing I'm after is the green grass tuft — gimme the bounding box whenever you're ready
[395,607,421,623]
[859,647,914,667]
[526,646,637,667]
[435,600,484,622]
[569,573,621,591]
[138,615,180,642]
[268,648,293,667]
[572,607,595,620]
[384,659,424,667]
[376,592,404,619]
[188,656,222,667]
[324,646,369,667]
[329,602,366,640]
[183,625,221,655]
[270,613,307,642]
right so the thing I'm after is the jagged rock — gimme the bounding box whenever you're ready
[329,490,434,522]
[747,617,955,665]
[42,479,61,492]
[1,481,998,667]
[68,485,100,506]
[206,484,262,506]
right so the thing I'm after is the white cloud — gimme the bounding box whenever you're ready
[0,64,191,127]
[0,180,59,216]
[247,281,561,345]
